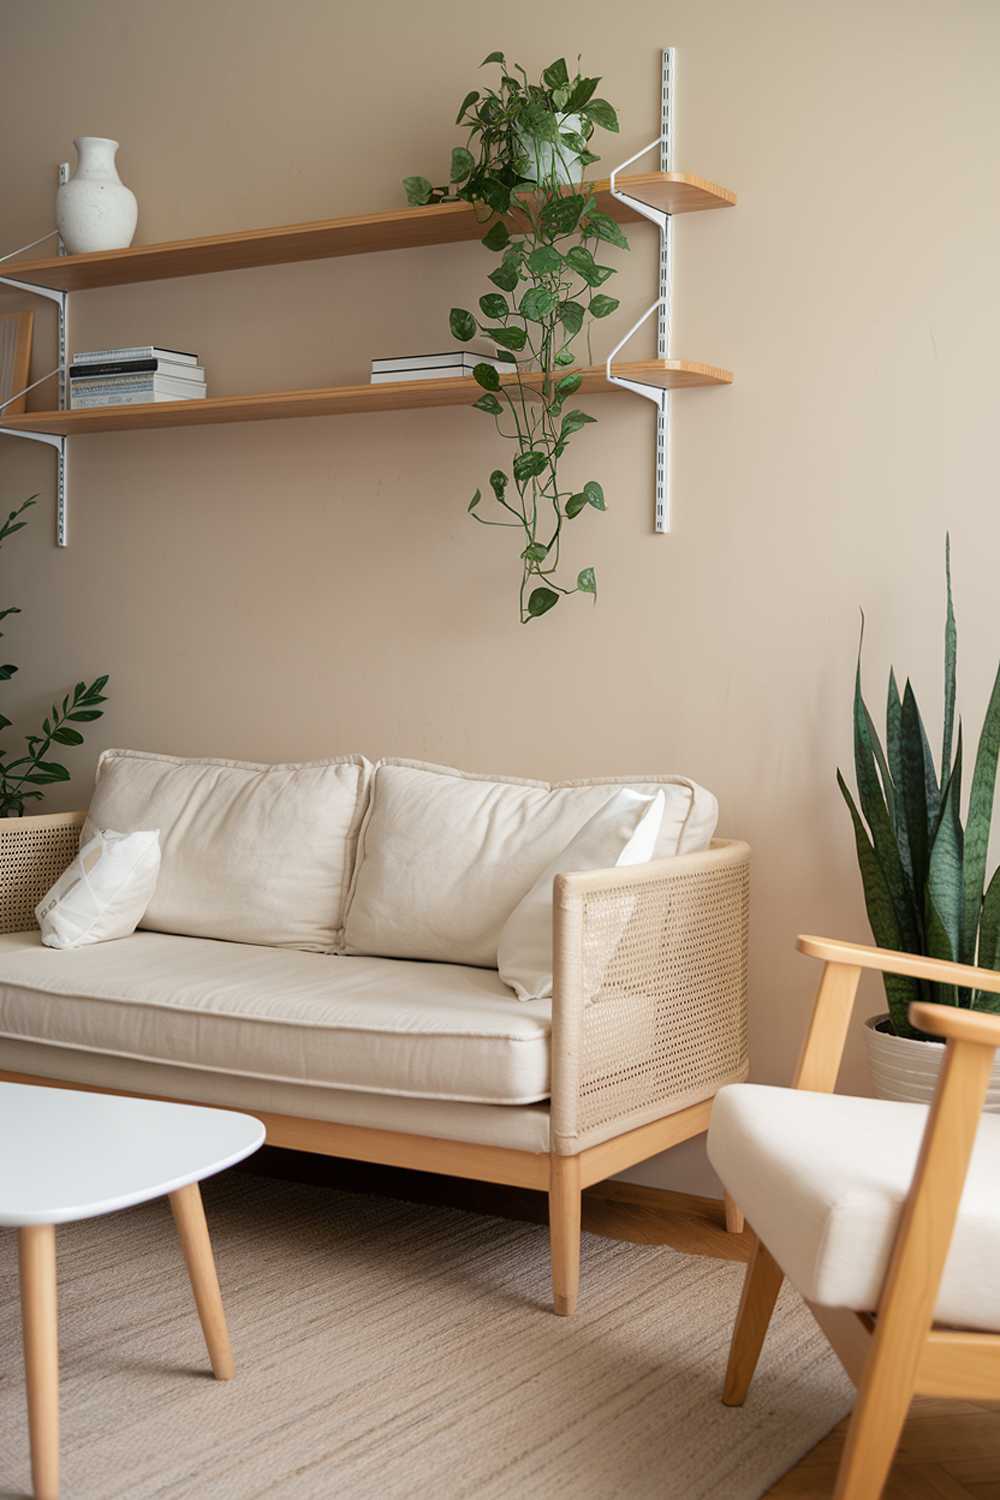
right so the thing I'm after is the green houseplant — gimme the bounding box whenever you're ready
[0,496,109,817]
[839,540,1000,1094]
[404,52,627,623]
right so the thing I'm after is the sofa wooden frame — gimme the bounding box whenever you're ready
[0,811,751,1315]
[723,935,1000,1499]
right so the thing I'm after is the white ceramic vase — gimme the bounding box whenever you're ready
[865,1012,1000,1110]
[516,113,585,187]
[56,137,138,254]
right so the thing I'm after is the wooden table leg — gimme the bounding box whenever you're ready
[169,1182,235,1381]
[19,1224,59,1500]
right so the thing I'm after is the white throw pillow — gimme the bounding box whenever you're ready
[498,789,666,1000]
[36,828,160,950]
[342,760,717,968]
[86,749,371,952]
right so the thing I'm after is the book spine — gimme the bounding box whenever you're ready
[72,346,198,365]
[69,371,206,385]
[69,360,205,378]
[68,381,206,393]
[370,367,480,384]
[70,390,207,408]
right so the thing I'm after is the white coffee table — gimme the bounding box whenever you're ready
[1,1082,265,1500]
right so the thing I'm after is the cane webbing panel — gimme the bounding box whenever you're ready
[553,843,750,1152]
[0,813,84,934]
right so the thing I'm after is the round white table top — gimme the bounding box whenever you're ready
[0,1083,265,1226]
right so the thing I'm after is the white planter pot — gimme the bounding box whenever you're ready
[56,137,138,254]
[865,1012,1000,1110]
[516,113,584,186]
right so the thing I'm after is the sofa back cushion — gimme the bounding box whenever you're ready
[86,749,371,951]
[341,759,717,968]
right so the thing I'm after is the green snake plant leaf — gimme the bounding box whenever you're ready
[853,646,918,949]
[838,769,919,1036]
[886,671,914,891]
[979,865,1000,973]
[961,661,1000,964]
[972,866,1000,1012]
[899,678,939,909]
[926,726,965,1003]
[942,533,957,779]
[886,670,904,829]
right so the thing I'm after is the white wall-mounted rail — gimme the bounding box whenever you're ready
[0,164,71,546]
[608,46,675,533]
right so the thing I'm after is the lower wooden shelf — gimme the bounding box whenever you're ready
[1,360,732,436]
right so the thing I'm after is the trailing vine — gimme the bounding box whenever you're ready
[404,52,627,622]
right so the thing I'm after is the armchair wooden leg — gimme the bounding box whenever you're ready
[169,1182,235,1380]
[723,1192,745,1235]
[722,1235,784,1406]
[549,1155,582,1317]
[19,1224,59,1500]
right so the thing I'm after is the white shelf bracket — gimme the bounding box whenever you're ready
[0,168,72,547]
[0,427,68,545]
[608,46,675,533]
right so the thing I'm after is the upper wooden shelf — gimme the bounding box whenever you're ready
[0,360,732,436]
[4,173,736,293]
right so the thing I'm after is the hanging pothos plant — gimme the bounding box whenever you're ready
[404,52,626,623]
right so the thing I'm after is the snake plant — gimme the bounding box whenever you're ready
[839,540,1000,1039]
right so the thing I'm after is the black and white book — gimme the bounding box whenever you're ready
[70,359,206,382]
[370,351,510,384]
[72,345,199,366]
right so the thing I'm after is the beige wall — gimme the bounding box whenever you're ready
[2,0,998,1192]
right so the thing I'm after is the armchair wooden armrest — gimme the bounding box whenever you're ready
[794,934,1000,1093]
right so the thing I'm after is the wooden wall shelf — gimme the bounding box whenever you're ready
[4,173,736,292]
[3,361,732,436]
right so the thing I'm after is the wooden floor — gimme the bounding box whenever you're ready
[244,1147,1000,1498]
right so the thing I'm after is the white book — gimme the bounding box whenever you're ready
[370,365,510,385]
[71,388,208,409]
[372,351,474,372]
[71,374,206,392]
[71,378,206,396]
[72,345,199,366]
[371,351,508,373]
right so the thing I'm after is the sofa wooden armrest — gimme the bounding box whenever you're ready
[0,811,84,935]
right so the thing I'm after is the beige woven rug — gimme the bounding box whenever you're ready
[0,1174,852,1499]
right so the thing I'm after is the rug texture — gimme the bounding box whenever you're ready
[0,1173,853,1499]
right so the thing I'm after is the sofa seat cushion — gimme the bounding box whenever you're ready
[708,1083,1000,1332]
[0,932,551,1106]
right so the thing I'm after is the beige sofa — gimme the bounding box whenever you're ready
[0,752,750,1314]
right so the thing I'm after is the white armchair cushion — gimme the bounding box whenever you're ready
[708,1083,1000,1332]
[35,828,160,949]
[342,760,717,968]
[86,749,371,952]
[498,788,666,1000]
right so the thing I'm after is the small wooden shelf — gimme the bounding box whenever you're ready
[2,360,732,436]
[5,173,736,293]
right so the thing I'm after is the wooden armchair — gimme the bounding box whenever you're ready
[708,935,1000,1499]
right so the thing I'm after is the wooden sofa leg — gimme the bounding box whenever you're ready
[722,1236,784,1405]
[549,1155,582,1317]
[723,1192,745,1235]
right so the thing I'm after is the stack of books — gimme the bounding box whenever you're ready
[370,351,509,385]
[69,346,207,409]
